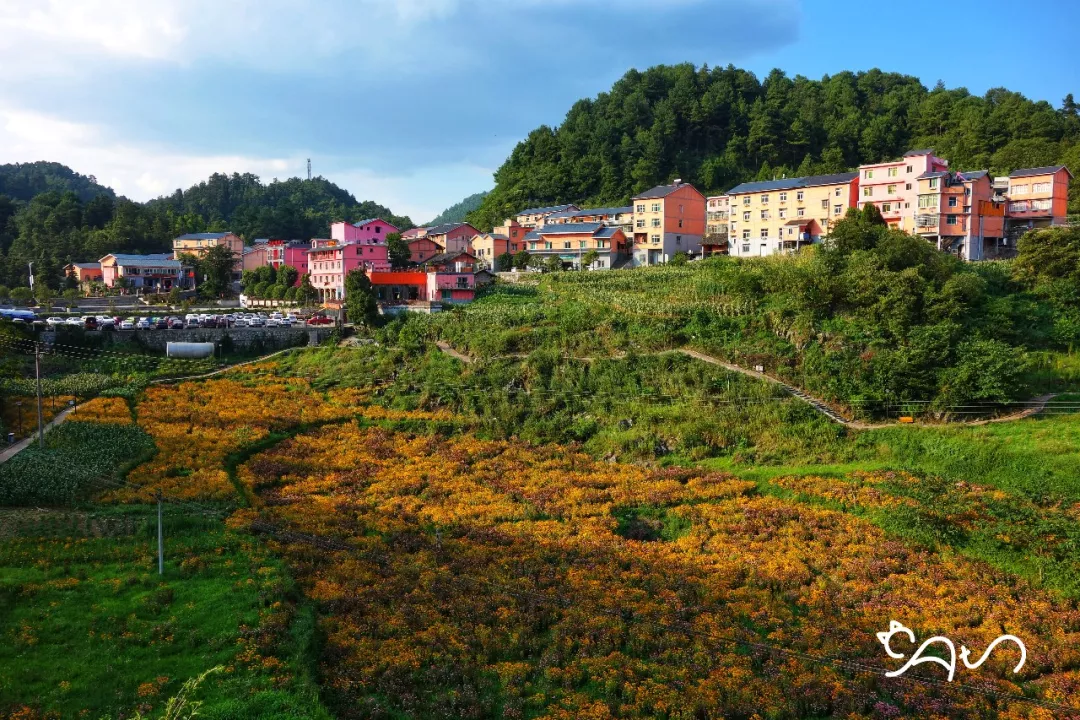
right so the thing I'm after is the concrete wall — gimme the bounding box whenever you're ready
[43,326,319,353]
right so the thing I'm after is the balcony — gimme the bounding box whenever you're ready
[915,214,938,228]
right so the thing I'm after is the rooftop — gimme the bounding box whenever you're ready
[427,222,475,235]
[534,222,604,235]
[1009,165,1071,178]
[958,170,989,181]
[726,172,859,195]
[904,149,935,157]
[104,253,182,268]
[175,232,234,241]
[71,262,101,270]
[516,203,578,216]
[547,205,633,221]
[633,181,697,200]
[420,251,477,267]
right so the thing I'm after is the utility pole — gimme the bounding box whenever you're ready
[157,491,164,575]
[34,342,44,448]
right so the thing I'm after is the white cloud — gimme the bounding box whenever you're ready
[0,108,490,223]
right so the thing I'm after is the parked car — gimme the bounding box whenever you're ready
[119,319,135,330]
[168,316,184,329]
[84,316,99,330]
[135,317,152,330]
[46,316,66,327]
[248,316,265,327]
[65,316,83,327]
[155,317,168,330]
[306,315,333,326]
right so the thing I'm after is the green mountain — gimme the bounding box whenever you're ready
[426,191,489,226]
[0,168,414,289]
[0,161,115,203]
[469,64,1080,229]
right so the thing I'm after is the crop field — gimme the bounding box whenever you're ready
[3,345,1080,718]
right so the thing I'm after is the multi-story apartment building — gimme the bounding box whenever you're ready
[331,219,399,245]
[514,204,580,229]
[100,253,185,292]
[408,236,443,264]
[62,262,103,291]
[470,233,524,268]
[704,195,730,257]
[173,232,244,282]
[726,172,859,257]
[857,149,949,231]
[914,170,1005,261]
[630,181,706,266]
[1004,165,1073,238]
[523,223,628,270]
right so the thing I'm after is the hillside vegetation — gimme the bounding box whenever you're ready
[408,216,1080,416]
[426,190,489,225]
[470,64,1080,229]
[0,169,412,289]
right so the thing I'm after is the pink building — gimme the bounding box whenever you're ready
[242,245,268,272]
[329,219,395,272]
[857,149,949,231]
[284,241,310,284]
[424,223,480,254]
[427,272,475,304]
[409,237,442,264]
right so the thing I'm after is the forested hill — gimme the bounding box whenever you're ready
[0,169,413,288]
[0,162,115,203]
[468,64,1080,230]
[427,191,489,226]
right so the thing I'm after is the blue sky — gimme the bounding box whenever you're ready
[0,0,1076,223]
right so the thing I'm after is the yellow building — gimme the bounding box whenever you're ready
[172,232,244,281]
[725,172,859,257]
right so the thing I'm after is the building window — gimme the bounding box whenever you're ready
[651,218,661,228]
[882,203,892,213]
[760,210,768,220]
[636,204,645,213]
[760,228,768,239]
[742,230,750,240]
[821,199,829,209]
[579,241,586,249]
[865,170,873,179]
[563,242,571,249]
[929,178,939,189]
[679,204,684,213]
[888,167,898,177]
[948,196,958,207]
[636,219,645,228]
[946,215,958,225]
[906,165,913,173]
[651,234,660,244]
[833,205,842,215]
[1011,184,1029,195]
[743,211,751,221]
[1032,199,1052,211]
[835,188,842,196]
[887,184,897,194]
[544,242,552,249]
[743,196,751,205]
[1008,201,1029,213]
[918,195,936,208]
[906,183,912,190]
[675,235,682,246]
[863,187,873,197]
[678,219,683,228]
[797,207,805,217]
[779,192,787,202]
[779,209,787,219]
[741,244,750,253]
[651,203,661,212]
[796,191,804,201]
[761,194,769,203]
[1032,182,1051,193]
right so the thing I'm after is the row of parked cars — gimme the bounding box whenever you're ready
[42,311,334,331]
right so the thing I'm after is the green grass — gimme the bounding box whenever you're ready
[0,509,331,719]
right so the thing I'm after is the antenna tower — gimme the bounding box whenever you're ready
[307,158,311,181]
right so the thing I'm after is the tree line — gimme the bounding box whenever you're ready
[468,64,1080,229]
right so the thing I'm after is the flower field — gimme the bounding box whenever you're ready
[232,421,1080,719]
[75,396,133,424]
